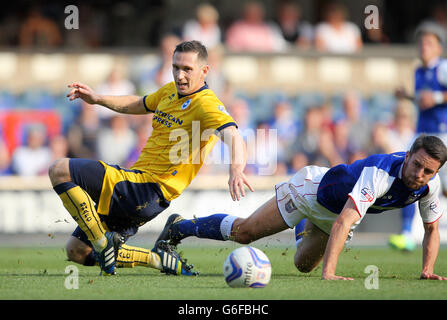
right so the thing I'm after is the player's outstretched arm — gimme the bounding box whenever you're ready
[67,82,148,114]
[219,126,254,201]
[321,197,360,280]
[420,220,447,280]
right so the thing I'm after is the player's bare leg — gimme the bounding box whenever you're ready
[155,196,289,248]
[231,196,290,244]
[293,220,329,273]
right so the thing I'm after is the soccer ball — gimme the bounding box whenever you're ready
[223,246,272,288]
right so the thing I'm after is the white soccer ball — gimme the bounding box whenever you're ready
[223,246,272,288]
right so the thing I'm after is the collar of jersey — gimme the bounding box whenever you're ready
[177,82,208,99]
[425,57,441,69]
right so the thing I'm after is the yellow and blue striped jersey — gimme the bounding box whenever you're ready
[130,81,236,201]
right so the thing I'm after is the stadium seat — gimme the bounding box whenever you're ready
[17,89,56,110]
[251,91,288,124]
[292,92,325,119]
[53,91,82,134]
[367,92,397,123]
[0,90,17,110]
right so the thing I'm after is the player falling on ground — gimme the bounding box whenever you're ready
[156,134,447,280]
[49,40,253,275]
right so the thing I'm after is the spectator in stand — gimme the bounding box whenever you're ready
[290,152,308,173]
[67,103,101,159]
[125,122,153,168]
[269,100,299,164]
[18,6,63,48]
[342,91,371,155]
[49,135,69,162]
[227,98,254,133]
[95,67,137,123]
[96,115,137,167]
[225,1,286,52]
[246,121,284,176]
[206,45,231,101]
[362,10,389,45]
[372,100,416,155]
[319,124,344,167]
[11,124,52,176]
[425,3,447,38]
[276,1,313,49]
[314,2,362,53]
[331,119,355,164]
[139,33,181,93]
[182,3,222,49]
[64,4,106,48]
[0,139,11,175]
[290,106,331,167]
[369,122,391,155]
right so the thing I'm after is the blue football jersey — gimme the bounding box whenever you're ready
[415,58,447,134]
[317,152,443,223]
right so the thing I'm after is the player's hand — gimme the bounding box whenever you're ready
[228,170,254,201]
[418,91,436,110]
[67,82,100,105]
[420,272,447,280]
[394,86,408,99]
[322,273,354,280]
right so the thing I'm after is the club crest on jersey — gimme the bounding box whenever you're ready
[360,187,374,202]
[285,199,297,213]
[181,99,191,110]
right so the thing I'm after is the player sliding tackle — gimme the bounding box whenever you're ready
[156,135,447,280]
[48,40,253,275]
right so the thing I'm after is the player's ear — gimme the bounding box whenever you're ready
[201,64,210,77]
[404,151,410,162]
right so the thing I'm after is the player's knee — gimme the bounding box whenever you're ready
[234,233,253,245]
[48,158,70,185]
[293,251,312,273]
[231,219,255,244]
[66,240,90,265]
[294,261,314,273]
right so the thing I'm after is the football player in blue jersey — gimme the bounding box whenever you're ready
[156,135,447,280]
[393,22,447,251]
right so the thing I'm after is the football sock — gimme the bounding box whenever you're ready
[54,182,107,251]
[116,244,162,269]
[173,214,234,241]
[295,219,307,246]
[401,203,415,235]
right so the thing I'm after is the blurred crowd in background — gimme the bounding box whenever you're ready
[0,0,443,176]
[1,0,446,49]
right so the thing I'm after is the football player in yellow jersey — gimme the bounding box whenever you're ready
[49,40,253,275]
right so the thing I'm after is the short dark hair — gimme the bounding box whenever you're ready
[174,40,208,63]
[409,134,447,168]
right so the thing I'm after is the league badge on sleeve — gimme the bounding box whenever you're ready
[217,105,230,115]
[360,187,374,202]
[429,200,440,214]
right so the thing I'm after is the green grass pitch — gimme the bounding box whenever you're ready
[1,244,447,300]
